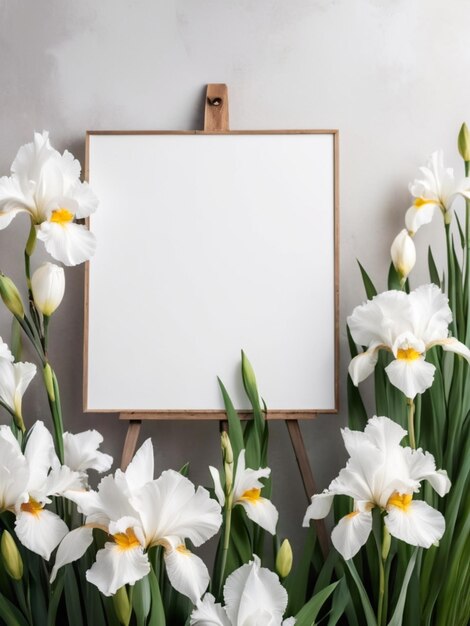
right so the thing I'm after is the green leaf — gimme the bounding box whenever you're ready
[64,565,84,626]
[344,558,378,626]
[0,591,30,626]
[428,247,441,287]
[455,211,466,250]
[133,576,151,626]
[178,462,190,477]
[357,261,377,299]
[218,377,244,462]
[387,262,401,290]
[387,547,418,626]
[47,569,66,626]
[286,527,318,615]
[294,581,339,626]
[148,567,166,626]
[327,577,350,625]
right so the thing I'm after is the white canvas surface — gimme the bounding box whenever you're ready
[86,133,336,411]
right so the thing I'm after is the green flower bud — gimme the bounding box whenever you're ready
[1,531,23,580]
[43,363,56,402]
[112,586,131,626]
[221,431,233,465]
[276,539,293,578]
[0,275,24,319]
[458,122,470,162]
[382,527,391,561]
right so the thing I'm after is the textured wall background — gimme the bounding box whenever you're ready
[1,0,470,552]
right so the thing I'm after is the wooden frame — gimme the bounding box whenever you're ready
[83,125,339,420]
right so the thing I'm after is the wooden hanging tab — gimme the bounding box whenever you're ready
[204,84,229,131]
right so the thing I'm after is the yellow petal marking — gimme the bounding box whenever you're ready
[20,498,43,517]
[240,487,261,503]
[50,208,74,226]
[413,197,435,209]
[387,492,413,512]
[113,528,141,551]
[346,511,359,519]
[397,348,422,361]
[176,543,191,556]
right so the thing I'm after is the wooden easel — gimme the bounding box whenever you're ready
[120,84,330,556]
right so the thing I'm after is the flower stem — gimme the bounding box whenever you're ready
[445,223,457,337]
[465,160,470,344]
[217,497,233,598]
[377,525,390,626]
[407,397,416,449]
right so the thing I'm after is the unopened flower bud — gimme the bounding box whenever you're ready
[382,527,391,561]
[276,539,293,578]
[221,431,233,465]
[1,530,23,580]
[31,263,65,316]
[391,229,416,283]
[221,431,234,494]
[112,585,131,626]
[458,122,470,162]
[43,363,55,402]
[0,275,24,319]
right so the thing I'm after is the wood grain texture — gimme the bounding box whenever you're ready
[286,420,329,556]
[120,419,142,470]
[204,84,229,131]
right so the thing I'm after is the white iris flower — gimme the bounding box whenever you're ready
[348,284,470,399]
[406,150,470,234]
[210,450,279,535]
[53,439,222,600]
[0,131,98,266]
[0,421,80,559]
[303,416,450,561]
[190,556,295,626]
[63,430,113,487]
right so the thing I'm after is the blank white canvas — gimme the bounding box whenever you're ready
[86,133,336,412]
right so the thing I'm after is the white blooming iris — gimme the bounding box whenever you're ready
[0,132,98,265]
[190,556,295,626]
[63,430,113,487]
[303,416,450,560]
[53,439,222,600]
[405,150,470,234]
[0,421,80,559]
[210,450,278,535]
[348,284,470,399]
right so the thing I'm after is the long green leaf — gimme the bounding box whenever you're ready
[428,246,441,287]
[0,591,29,626]
[294,581,339,626]
[217,377,244,462]
[64,566,84,626]
[387,548,418,626]
[357,261,378,299]
[344,558,377,626]
[148,567,166,626]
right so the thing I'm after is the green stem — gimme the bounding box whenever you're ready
[377,525,390,626]
[445,223,457,337]
[464,160,470,344]
[217,498,233,598]
[407,397,416,449]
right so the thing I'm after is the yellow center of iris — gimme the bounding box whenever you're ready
[397,348,422,361]
[20,498,43,517]
[113,528,140,551]
[50,208,74,226]
[387,492,413,511]
[413,197,434,209]
[240,487,261,503]
[176,544,191,556]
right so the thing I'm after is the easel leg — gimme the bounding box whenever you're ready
[286,420,329,557]
[121,420,142,471]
